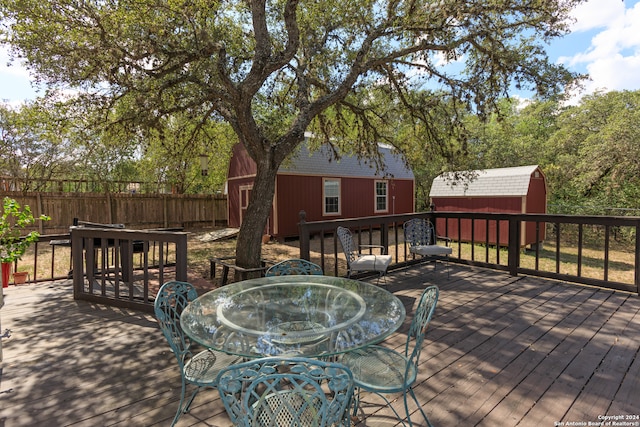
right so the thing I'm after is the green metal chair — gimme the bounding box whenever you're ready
[341,285,439,427]
[154,281,241,426]
[404,218,452,277]
[265,258,323,276]
[336,226,392,283]
[217,356,355,427]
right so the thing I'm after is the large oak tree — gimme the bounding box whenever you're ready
[1,0,582,268]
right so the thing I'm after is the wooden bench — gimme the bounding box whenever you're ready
[210,256,272,286]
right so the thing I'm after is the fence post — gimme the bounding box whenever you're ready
[211,195,216,228]
[298,211,310,261]
[508,217,520,277]
[36,192,44,233]
[163,195,169,228]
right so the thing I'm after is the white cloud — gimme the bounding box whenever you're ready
[584,54,640,92]
[560,0,640,98]
[0,46,31,79]
[0,46,41,104]
[568,0,626,32]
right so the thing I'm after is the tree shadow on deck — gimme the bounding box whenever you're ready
[2,265,637,427]
[391,263,640,426]
[0,280,190,426]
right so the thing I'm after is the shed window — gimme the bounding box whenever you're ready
[375,180,388,212]
[323,178,341,215]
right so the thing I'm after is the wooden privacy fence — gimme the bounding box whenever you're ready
[298,211,640,295]
[0,191,227,233]
[0,175,171,193]
[71,227,188,313]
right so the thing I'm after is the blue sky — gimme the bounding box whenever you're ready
[547,0,640,102]
[1,0,640,106]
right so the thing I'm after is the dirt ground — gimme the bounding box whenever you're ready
[185,228,347,285]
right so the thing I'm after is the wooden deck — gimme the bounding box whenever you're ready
[1,263,638,426]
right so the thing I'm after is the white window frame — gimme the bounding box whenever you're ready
[374,180,388,213]
[323,178,341,216]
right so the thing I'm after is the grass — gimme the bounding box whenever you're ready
[452,239,635,284]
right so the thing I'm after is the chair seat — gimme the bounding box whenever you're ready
[411,244,452,256]
[184,349,241,386]
[341,345,417,394]
[351,254,392,272]
[255,390,321,426]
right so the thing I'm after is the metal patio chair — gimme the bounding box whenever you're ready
[404,218,452,277]
[336,226,392,283]
[217,356,355,427]
[341,285,439,427]
[265,258,323,276]
[154,281,241,426]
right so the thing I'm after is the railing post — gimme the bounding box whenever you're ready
[175,232,188,281]
[298,211,311,261]
[635,219,640,295]
[381,222,389,252]
[70,227,84,300]
[508,218,520,277]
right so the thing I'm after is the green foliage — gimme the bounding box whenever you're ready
[138,113,236,194]
[0,0,584,267]
[0,100,78,189]
[404,89,640,218]
[0,197,50,263]
[545,90,640,214]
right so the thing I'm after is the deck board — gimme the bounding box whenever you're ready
[1,263,638,426]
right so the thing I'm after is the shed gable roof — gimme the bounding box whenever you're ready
[429,165,540,197]
[278,143,414,180]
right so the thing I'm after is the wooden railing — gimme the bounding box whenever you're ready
[9,211,640,297]
[298,211,640,295]
[5,228,183,285]
[3,233,76,285]
[70,227,188,313]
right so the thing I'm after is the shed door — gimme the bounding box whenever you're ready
[239,185,271,235]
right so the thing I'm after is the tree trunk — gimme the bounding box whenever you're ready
[234,159,279,270]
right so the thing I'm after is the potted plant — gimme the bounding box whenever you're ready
[1,197,50,287]
[12,270,29,285]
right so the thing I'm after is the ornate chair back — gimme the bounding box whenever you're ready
[403,217,435,248]
[155,280,246,426]
[154,281,198,368]
[336,226,358,267]
[404,285,439,372]
[265,258,323,276]
[217,357,354,427]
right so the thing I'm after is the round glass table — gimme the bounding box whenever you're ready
[180,275,406,358]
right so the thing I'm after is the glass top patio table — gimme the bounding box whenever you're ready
[180,275,406,358]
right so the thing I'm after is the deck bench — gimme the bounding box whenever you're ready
[209,256,272,286]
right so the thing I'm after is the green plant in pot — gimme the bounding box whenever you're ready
[1,197,50,286]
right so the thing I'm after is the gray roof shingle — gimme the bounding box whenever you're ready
[429,165,540,197]
[279,143,414,180]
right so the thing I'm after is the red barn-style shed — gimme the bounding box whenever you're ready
[429,165,546,247]
[227,141,415,239]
